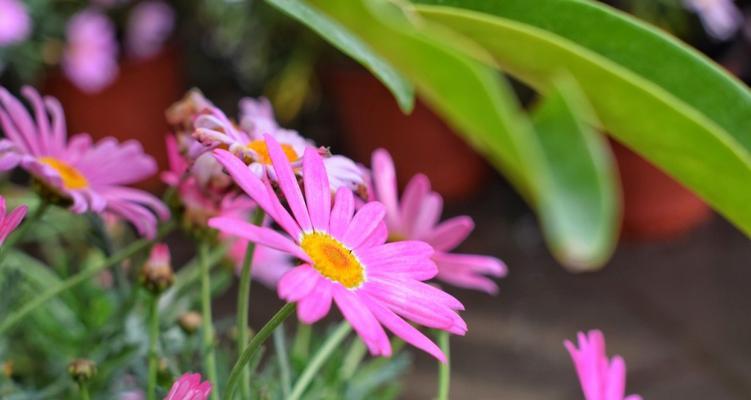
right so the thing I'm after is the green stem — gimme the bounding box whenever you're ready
[289,322,352,400]
[437,331,451,400]
[225,303,296,399]
[0,221,175,334]
[292,323,311,362]
[147,295,160,400]
[339,338,367,380]
[79,382,90,400]
[0,200,49,268]
[236,210,264,399]
[199,242,220,400]
[273,324,292,398]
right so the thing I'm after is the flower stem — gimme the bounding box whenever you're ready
[289,322,352,400]
[199,242,220,400]
[437,331,451,400]
[236,210,264,399]
[79,382,91,400]
[292,323,311,362]
[0,200,49,268]
[273,324,292,398]
[0,221,175,334]
[225,302,296,399]
[147,295,160,400]
[339,337,366,380]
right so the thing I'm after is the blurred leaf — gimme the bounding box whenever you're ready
[304,0,620,268]
[531,76,620,269]
[265,0,416,113]
[414,3,751,238]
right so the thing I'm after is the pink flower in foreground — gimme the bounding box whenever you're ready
[371,149,506,294]
[126,0,175,60]
[63,10,119,93]
[0,195,27,245]
[565,330,642,400]
[209,136,466,361]
[0,0,31,46]
[0,87,168,237]
[164,373,211,400]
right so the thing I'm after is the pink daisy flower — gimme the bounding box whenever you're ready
[164,373,211,400]
[0,0,31,46]
[126,0,175,60]
[193,97,366,194]
[0,86,168,237]
[62,10,119,93]
[0,195,27,245]
[371,149,507,294]
[209,136,466,361]
[565,330,642,400]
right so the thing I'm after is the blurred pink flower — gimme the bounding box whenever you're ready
[684,0,743,40]
[565,330,642,400]
[0,195,26,245]
[230,239,295,288]
[209,136,466,361]
[164,373,211,400]
[63,10,119,93]
[0,86,168,237]
[126,0,175,60]
[0,0,31,46]
[371,149,507,294]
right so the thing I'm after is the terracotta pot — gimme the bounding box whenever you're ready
[324,68,491,201]
[611,140,712,240]
[44,47,184,190]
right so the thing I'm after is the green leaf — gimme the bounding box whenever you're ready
[532,76,619,268]
[414,4,751,238]
[264,0,415,113]
[305,0,621,268]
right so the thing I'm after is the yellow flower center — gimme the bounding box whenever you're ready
[39,157,89,189]
[300,232,365,289]
[247,139,297,165]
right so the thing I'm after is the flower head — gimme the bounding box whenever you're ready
[164,373,211,400]
[565,330,642,400]
[0,0,31,46]
[126,0,175,60]
[140,243,174,294]
[371,149,506,294]
[63,10,119,93]
[0,195,26,245]
[0,86,168,237]
[209,136,465,361]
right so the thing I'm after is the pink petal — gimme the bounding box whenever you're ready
[366,276,464,311]
[329,187,354,238]
[303,147,331,231]
[209,217,308,261]
[297,279,333,324]
[341,202,385,249]
[361,294,446,362]
[410,192,443,240]
[262,178,302,240]
[606,356,627,400]
[399,174,430,236]
[332,285,391,357]
[265,135,312,231]
[371,149,401,230]
[278,265,320,302]
[213,149,272,212]
[424,216,474,251]
[356,241,436,279]
[359,221,388,248]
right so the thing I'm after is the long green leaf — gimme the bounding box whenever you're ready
[532,76,619,268]
[264,0,415,113]
[309,0,619,268]
[415,5,751,238]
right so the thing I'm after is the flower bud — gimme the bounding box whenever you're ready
[178,311,202,334]
[139,244,174,294]
[68,359,96,383]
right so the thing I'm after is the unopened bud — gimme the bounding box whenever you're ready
[2,360,13,378]
[68,359,96,383]
[178,311,202,334]
[139,244,174,294]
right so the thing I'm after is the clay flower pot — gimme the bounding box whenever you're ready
[324,68,491,201]
[611,140,712,240]
[45,47,184,190]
